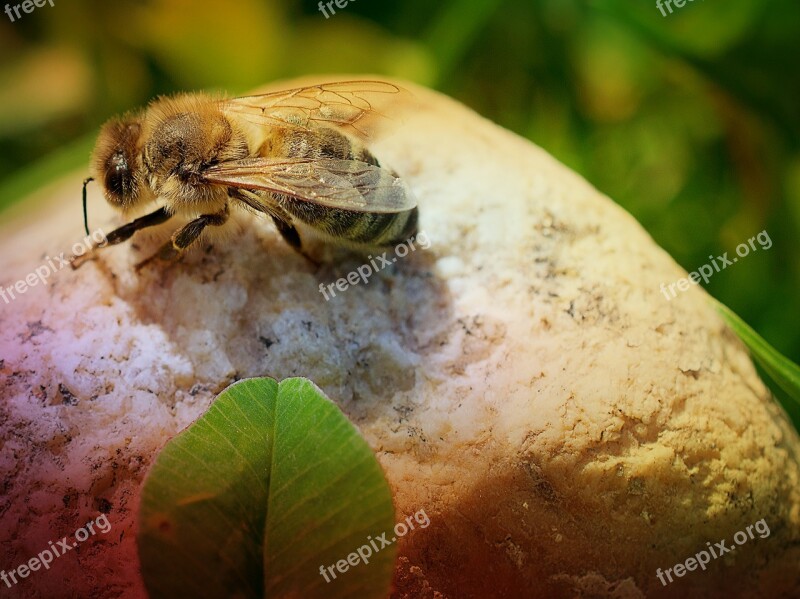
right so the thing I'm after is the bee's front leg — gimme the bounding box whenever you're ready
[71,207,172,269]
[135,205,229,271]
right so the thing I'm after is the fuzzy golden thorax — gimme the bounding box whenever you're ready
[92,94,250,217]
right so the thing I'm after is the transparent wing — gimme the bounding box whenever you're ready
[221,80,413,140]
[202,157,417,213]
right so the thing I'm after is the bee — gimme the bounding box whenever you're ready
[72,80,418,269]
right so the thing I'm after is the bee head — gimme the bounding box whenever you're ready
[91,116,145,210]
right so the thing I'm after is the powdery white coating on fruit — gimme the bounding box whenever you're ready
[0,78,798,599]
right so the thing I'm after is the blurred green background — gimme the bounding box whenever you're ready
[0,0,798,371]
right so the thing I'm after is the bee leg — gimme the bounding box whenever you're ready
[71,207,172,269]
[270,215,320,267]
[226,188,317,265]
[270,215,301,249]
[135,206,229,271]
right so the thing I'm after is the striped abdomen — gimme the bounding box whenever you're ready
[258,126,418,246]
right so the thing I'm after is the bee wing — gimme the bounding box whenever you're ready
[221,80,412,140]
[202,157,417,213]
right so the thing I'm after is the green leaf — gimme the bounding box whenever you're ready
[138,377,397,599]
[715,300,800,415]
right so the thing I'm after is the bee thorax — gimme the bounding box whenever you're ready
[142,99,249,207]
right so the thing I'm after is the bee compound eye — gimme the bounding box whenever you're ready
[105,151,130,199]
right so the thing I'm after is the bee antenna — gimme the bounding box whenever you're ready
[82,177,94,236]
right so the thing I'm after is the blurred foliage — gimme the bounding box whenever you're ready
[0,0,797,365]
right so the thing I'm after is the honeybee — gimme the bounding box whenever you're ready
[72,80,418,269]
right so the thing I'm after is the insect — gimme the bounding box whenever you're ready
[72,80,418,269]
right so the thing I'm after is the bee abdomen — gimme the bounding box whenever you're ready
[264,126,418,246]
[280,199,418,246]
